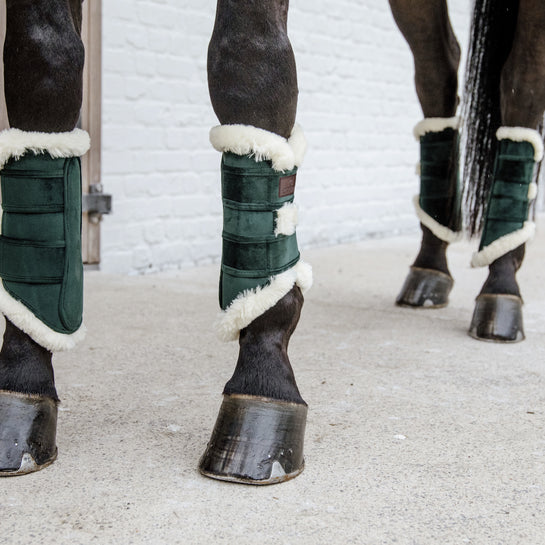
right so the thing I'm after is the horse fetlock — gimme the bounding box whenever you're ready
[0,320,57,400]
[479,249,524,298]
[223,288,305,404]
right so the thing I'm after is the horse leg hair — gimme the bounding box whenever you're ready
[389,0,461,276]
[0,0,84,399]
[208,0,305,404]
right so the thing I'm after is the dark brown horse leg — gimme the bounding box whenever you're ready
[199,0,310,484]
[390,0,462,308]
[469,0,545,342]
[0,0,85,475]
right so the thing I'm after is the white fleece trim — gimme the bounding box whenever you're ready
[413,117,461,140]
[209,123,307,172]
[0,128,90,168]
[216,261,313,342]
[496,126,544,162]
[413,195,463,243]
[471,221,535,268]
[0,282,85,351]
[528,182,538,201]
[275,203,298,237]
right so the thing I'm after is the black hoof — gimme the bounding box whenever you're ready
[468,294,525,343]
[0,391,58,476]
[199,394,307,485]
[396,266,453,308]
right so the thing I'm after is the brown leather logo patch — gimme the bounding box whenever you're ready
[278,174,296,197]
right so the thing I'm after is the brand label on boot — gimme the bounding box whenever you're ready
[279,174,296,197]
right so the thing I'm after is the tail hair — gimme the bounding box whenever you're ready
[462,0,520,236]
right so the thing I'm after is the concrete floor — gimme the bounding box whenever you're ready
[2,224,545,545]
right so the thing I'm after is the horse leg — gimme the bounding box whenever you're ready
[0,0,87,475]
[198,0,312,485]
[389,0,463,308]
[469,0,545,342]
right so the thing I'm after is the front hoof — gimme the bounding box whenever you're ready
[0,391,58,476]
[199,394,307,485]
[396,266,453,308]
[468,294,524,343]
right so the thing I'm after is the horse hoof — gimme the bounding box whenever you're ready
[396,266,453,308]
[0,391,58,476]
[468,294,525,343]
[199,394,307,485]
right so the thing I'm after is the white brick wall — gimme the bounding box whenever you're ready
[100,0,470,274]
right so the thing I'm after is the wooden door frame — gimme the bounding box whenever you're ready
[81,0,103,264]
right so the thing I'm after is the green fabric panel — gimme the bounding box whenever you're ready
[2,281,63,330]
[1,176,64,213]
[418,128,461,229]
[0,152,83,335]
[420,163,451,180]
[495,158,535,182]
[487,197,528,222]
[223,202,275,237]
[220,153,300,310]
[479,139,535,250]
[220,270,271,312]
[222,153,296,206]
[491,180,529,200]
[222,235,300,273]
[2,212,64,241]
[0,237,65,283]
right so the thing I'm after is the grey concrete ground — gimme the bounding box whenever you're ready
[2,223,545,545]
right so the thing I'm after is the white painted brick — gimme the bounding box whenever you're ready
[100,0,470,275]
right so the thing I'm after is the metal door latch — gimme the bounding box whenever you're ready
[82,184,112,223]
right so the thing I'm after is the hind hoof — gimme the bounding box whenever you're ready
[0,391,58,476]
[468,294,524,343]
[396,267,453,308]
[199,394,307,485]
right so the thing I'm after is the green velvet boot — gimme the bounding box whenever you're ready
[208,123,312,342]
[0,129,90,350]
[397,117,462,308]
[469,127,543,342]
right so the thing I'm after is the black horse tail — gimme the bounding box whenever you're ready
[462,0,520,236]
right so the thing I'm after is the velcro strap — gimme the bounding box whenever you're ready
[0,176,64,214]
[420,161,451,179]
[222,233,300,275]
[222,153,297,206]
[491,180,531,200]
[222,200,276,238]
[495,158,534,183]
[487,197,528,223]
[0,236,65,283]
